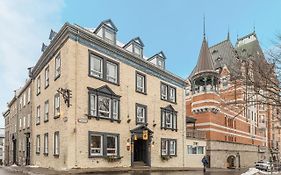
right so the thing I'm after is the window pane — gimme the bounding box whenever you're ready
[161,84,167,100]
[90,55,103,78]
[170,140,176,155]
[161,140,168,155]
[107,136,117,155]
[104,30,114,43]
[90,94,97,116]
[166,112,172,128]
[112,100,118,119]
[98,96,111,118]
[137,106,145,123]
[136,74,144,92]
[198,146,204,154]
[187,145,193,154]
[106,62,117,83]
[134,46,141,56]
[55,55,61,77]
[169,87,175,102]
[90,135,102,156]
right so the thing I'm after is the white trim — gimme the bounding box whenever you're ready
[191,100,220,107]
[199,127,266,142]
[194,122,266,140]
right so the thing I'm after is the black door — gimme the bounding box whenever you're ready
[12,139,16,164]
[134,139,147,164]
[25,136,30,165]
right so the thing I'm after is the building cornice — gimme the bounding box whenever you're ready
[31,23,186,88]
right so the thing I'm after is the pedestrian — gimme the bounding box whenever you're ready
[202,155,209,172]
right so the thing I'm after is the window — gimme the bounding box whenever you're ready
[23,93,26,106]
[37,76,41,95]
[106,61,118,83]
[98,96,111,118]
[161,139,177,156]
[89,53,119,85]
[54,131,59,156]
[89,134,103,156]
[19,117,22,130]
[55,54,61,79]
[27,87,31,103]
[89,131,119,157]
[44,133,48,155]
[36,106,40,125]
[36,135,40,154]
[23,116,26,129]
[88,86,120,121]
[157,59,164,68]
[187,145,205,155]
[161,106,177,131]
[19,97,22,110]
[104,29,115,44]
[134,45,142,57]
[90,54,103,78]
[136,104,147,124]
[27,114,30,128]
[44,100,49,122]
[54,93,60,118]
[45,66,49,88]
[136,72,146,94]
[106,135,117,156]
[161,83,176,103]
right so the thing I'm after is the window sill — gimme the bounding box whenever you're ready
[54,115,60,119]
[88,74,120,86]
[45,84,49,89]
[43,153,48,156]
[136,90,147,95]
[53,154,59,158]
[161,127,177,132]
[36,123,40,126]
[160,98,177,104]
[44,119,49,123]
[87,115,121,123]
[54,74,61,81]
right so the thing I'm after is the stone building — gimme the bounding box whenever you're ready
[3,19,211,170]
[0,128,4,165]
[186,31,279,168]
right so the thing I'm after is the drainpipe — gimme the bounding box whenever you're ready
[182,90,185,167]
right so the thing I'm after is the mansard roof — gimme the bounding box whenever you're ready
[94,19,118,33]
[189,37,216,79]
[236,37,264,61]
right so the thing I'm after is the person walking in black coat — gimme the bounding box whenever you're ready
[202,156,209,172]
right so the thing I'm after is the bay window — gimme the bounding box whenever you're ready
[161,105,177,131]
[88,85,120,122]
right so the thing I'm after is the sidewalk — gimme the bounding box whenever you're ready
[3,165,247,175]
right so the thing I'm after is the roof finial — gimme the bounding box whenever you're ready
[227,26,230,40]
[203,14,206,39]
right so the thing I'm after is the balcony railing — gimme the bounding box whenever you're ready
[186,128,206,140]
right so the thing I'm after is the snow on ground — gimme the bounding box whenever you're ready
[241,168,281,175]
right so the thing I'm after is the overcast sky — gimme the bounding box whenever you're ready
[0,0,281,128]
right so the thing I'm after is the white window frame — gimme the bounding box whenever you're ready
[90,55,103,78]
[136,73,145,93]
[90,94,97,116]
[36,106,40,124]
[54,94,60,117]
[44,100,49,121]
[23,116,26,129]
[169,87,176,102]
[161,140,168,156]
[36,135,40,154]
[44,133,48,154]
[169,140,176,155]
[161,84,168,100]
[19,117,22,130]
[90,134,103,156]
[55,54,61,79]
[106,61,118,83]
[106,135,117,156]
[136,105,146,124]
[45,66,49,87]
[37,76,41,95]
[54,132,59,156]
[112,99,118,120]
[98,96,111,118]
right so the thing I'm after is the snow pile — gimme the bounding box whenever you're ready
[241,168,260,175]
[242,168,281,175]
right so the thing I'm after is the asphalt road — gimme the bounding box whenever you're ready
[0,167,22,175]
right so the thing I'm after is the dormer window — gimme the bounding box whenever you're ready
[94,19,118,45]
[123,37,144,58]
[148,51,166,69]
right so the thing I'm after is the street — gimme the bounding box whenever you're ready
[0,167,22,175]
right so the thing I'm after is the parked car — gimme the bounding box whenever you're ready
[255,160,273,171]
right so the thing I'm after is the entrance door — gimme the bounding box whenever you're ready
[25,136,30,165]
[12,139,16,164]
[133,139,148,165]
[227,155,236,169]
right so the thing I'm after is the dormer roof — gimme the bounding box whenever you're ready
[147,51,166,61]
[123,37,144,48]
[189,38,216,79]
[94,19,118,33]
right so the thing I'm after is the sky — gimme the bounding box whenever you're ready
[0,0,281,128]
